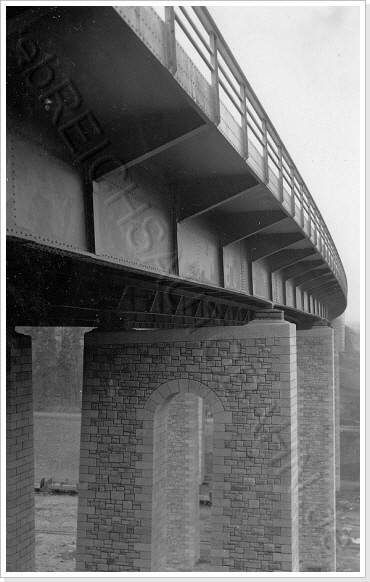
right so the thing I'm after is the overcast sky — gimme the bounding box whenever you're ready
[206,3,362,323]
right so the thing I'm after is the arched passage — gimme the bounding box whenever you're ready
[136,380,225,571]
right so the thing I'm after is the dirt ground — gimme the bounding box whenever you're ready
[35,494,78,572]
[335,482,361,572]
[35,484,360,572]
[35,493,213,572]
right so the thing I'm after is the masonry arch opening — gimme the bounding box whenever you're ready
[140,380,225,572]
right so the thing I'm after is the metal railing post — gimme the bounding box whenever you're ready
[313,205,318,246]
[165,6,177,74]
[299,182,304,228]
[240,82,248,159]
[262,119,269,184]
[210,31,220,126]
[307,193,312,239]
[290,165,295,217]
[277,145,284,203]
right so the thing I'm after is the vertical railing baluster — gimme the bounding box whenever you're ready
[290,166,295,217]
[262,119,269,184]
[277,145,284,203]
[321,229,325,256]
[307,193,312,239]
[165,6,177,74]
[210,32,220,126]
[299,182,304,228]
[240,82,248,160]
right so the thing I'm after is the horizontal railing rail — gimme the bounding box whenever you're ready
[124,6,347,299]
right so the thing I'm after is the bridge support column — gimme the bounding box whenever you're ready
[76,312,299,572]
[332,316,345,492]
[6,329,35,572]
[297,323,336,571]
[167,392,200,570]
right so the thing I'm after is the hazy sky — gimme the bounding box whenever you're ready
[207,3,362,323]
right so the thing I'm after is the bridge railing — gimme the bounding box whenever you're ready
[167,6,346,296]
[118,5,347,298]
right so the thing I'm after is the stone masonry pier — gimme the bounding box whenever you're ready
[76,311,300,572]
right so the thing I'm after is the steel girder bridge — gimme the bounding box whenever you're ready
[6,6,347,330]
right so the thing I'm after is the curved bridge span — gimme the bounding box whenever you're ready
[6,7,346,574]
[7,6,346,329]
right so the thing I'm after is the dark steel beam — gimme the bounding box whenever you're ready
[221,210,287,246]
[267,248,318,272]
[290,266,331,287]
[280,259,326,280]
[312,285,342,300]
[297,273,336,292]
[248,233,306,262]
[98,124,209,183]
[177,182,261,222]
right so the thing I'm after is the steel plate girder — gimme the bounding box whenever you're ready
[298,274,336,293]
[281,259,326,281]
[267,249,318,273]
[293,269,333,288]
[326,297,345,310]
[7,6,208,179]
[177,182,260,222]
[220,210,287,246]
[313,284,342,300]
[247,233,306,263]
[101,124,210,177]
[327,298,347,315]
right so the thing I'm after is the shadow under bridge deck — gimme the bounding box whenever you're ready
[6,6,347,329]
